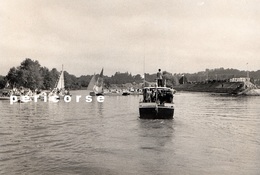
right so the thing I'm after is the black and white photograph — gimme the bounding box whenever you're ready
[1,0,260,174]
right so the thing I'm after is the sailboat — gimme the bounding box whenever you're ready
[87,74,96,95]
[88,68,104,96]
[48,65,70,99]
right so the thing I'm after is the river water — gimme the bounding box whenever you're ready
[0,91,260,175]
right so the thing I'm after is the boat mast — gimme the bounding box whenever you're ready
[246,63,249,79]
[143,42,146,87]
[61,64,63,89]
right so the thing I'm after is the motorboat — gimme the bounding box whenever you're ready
[139,86,175,119]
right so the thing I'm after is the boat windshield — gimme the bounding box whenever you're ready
[142,87,174,104]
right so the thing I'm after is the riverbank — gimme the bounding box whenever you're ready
[173,81,241,94]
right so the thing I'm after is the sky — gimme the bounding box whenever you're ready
[0,0,259,76]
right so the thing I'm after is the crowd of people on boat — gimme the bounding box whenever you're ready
[48,88,71,97]
[141,68,175,105]
[0,86,70,99]
[142,87,174,104]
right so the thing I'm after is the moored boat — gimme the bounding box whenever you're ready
[230,77,260,95]
[139,87,175,119]
[122,90,131,96]
[0,87,34,103]
[0,83,12,100]
[0,96,10,100]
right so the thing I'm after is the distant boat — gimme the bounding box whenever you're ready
[0,89,11,100]
[139,86,175,119]
[88,68,104,96]
[231,77,260,96]
[122,90,131,96]
[0,96,10,100]
[48,65,70,99]
[0,87,33,103]
[87,73,96,95]
[56,68,65,91]
[0,82,20,101]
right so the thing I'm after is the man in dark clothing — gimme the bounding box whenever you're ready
[157,69,163,87]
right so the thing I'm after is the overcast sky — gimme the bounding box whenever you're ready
[0,0,259,76]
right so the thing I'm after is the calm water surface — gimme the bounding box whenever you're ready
[0,91,260,175]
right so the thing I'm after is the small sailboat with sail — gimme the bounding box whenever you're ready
[56,68,65,91]
[48,65,70,99]
[87,74,96,96]
[88,68,104,96]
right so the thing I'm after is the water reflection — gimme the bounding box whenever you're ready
[138,120,175,148]
[136,119,176,174]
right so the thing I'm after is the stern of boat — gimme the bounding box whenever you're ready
[139,102,174,119]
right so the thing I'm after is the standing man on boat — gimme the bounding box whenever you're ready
[157,69,163,87]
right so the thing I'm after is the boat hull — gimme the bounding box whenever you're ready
[89,92,96,96]
[122,92,130,96]
[0,96,10,100]
[139,103,174,119]
[89,92,104,96]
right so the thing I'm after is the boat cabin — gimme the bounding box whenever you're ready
[142,87,174,104]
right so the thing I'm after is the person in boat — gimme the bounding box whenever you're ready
[64,89,71,96]
[151,89,157,102]
[157,89,165,105]
[143,89,151,102]
[157,69,163,87]
[158,89,174,104]
[165,89,174,103]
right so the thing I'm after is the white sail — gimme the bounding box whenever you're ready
[56,70,65,90]
[87,74,96,91]
[92,68,104,95]
[49,66,67,98]
[93,68,104,94]
[93,83,103,94]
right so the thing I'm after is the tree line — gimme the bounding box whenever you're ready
[0,58,180,90]
[0,58,78,90]
[0,58,260,89]
[177,68,260,85]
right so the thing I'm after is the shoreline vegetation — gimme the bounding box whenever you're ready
[0,58,260,93]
